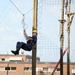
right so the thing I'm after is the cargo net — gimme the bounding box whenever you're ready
[37,0,75,62]
[39,0,75,5]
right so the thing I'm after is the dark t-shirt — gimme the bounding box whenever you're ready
[27,35,37,48]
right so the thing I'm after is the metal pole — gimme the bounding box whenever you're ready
[32,0,38,75]
[59,0,65,75]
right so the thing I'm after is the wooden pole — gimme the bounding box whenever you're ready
[58,0,65,75]
[32,0,38,75]
[66,0,71,75]
[66,0,75,75]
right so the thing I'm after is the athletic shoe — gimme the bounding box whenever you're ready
[11,50,19,55]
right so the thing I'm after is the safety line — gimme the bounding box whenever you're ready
[10,0,23,15]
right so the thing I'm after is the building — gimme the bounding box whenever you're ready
[0,54,75,75]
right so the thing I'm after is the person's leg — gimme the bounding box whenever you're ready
[11,41,24,55]
[16,42,23,51]
[11,42,31,55]
[21,43,32,51]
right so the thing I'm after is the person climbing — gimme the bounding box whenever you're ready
[11,29,37,55]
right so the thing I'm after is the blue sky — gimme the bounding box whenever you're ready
[0,0,75,62]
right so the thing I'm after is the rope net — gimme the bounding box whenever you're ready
[37,0,75,62]
[39,0,75,5]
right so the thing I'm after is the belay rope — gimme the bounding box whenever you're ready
[21,14,28,30]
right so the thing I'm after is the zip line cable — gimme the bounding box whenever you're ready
[10,0,33,30]
[10,0,23,15]
[10,0,44,17]
[10,0,43,30]
[10,0,44,30]
[10,0,44,19]
[10,0,33,16]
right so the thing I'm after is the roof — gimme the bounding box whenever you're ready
[0,61,75,64]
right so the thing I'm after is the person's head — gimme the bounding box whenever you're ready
[32,30,37,36]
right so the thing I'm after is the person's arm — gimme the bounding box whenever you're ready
[23,30,32,40]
